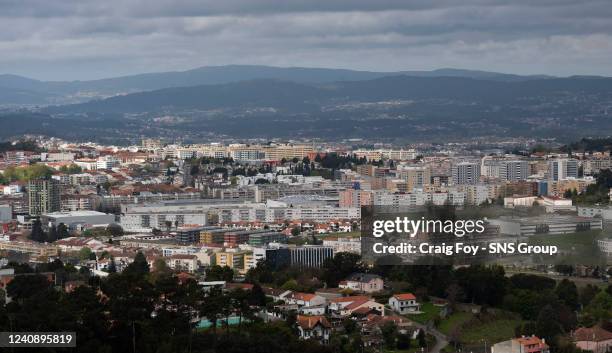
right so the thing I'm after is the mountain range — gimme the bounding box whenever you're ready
[0,65,555,106]
[1,65,612,143]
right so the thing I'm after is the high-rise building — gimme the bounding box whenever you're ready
[500,160,529,181]
[452,162,481,185]
[28,178,61,216]
[548,159,578,181]
[398,166,431,191]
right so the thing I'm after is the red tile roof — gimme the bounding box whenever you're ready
[393,293,416,301]
[296,315,331,330]
[573,326,612,342]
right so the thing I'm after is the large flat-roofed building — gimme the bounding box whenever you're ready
[120,200,242,232]
[578,206,612,221]
[488,215,602,236]
[41,210,116,231]
[265,245,333,269]
[597,238,612,257]
[0,241,59,257]
[121,199,359,232]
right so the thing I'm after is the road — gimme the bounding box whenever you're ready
[406,318,449,353]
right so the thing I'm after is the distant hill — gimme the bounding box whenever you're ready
[0,65,559,105]
[47,75,612,114]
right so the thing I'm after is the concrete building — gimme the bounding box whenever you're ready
[488,215,602,236]
[0,204,11,222]
[28,178,61,216]
[548,159,579,181]
[452,162,481,185]
[500,160,530,181]
[41,210,116,231]
[492,336,549,353]
[578,206,612,221]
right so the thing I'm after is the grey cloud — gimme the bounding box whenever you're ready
[0,0,611,80]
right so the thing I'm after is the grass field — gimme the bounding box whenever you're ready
[406,302,441,324]
[437,311,521,345]
[437,312,473,335]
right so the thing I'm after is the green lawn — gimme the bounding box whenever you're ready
[460,319,521,345]
[438,312,473,335]
[438,311,521,345]
[405,302,441,324]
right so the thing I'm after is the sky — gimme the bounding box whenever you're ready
[1,0,612,81]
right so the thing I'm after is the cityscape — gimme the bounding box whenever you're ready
[0,136,611,352]
[1,1,612,353]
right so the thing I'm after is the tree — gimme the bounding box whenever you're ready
[47,224,58,242]
[29,219,46,243]
[106,224,124,237]
[417,329,427,348]
[583,291,612,325]
[57,223,69,239]
[248,283,267,307]
[124,252,150,278]
[291,227,300,236]
[205,265,233,282]
[150,258,173,283]
[396,333,411,350]
[535,305,563,342]
[580,284,600,307]
[555,279,579,309]
[381,321,397,348]
[79,247,95,261]
[322,252,364,287]
[6,274,51,302]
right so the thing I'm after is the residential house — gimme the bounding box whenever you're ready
[572,326,612,353]
[492,336,550,353]
[167,254,199,272]
[388,293,421,314]
[339,273,384,293]
[329,295,385,317]
[283,292,327,308]
[296,315,332,344]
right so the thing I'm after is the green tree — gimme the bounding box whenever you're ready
[47,224,58,242]
[381,321,397,348]
[322,252,364,287]
[6,274,51,303]
[57,223,69,239]
[205,265,234,282]
[417,329,427,348]
[535,305,563,342]
[555,279,579,309]
[396,333,411,350]
[29,219,46,243]
[106,223,124,237]
[124,252,150,278]
[79,247,95,261]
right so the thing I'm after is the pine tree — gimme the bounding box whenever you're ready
[30,219,46,243]
[57,223,69,239]
[47,225,58,242]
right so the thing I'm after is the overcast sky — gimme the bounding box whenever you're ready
[2,0,612,80]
